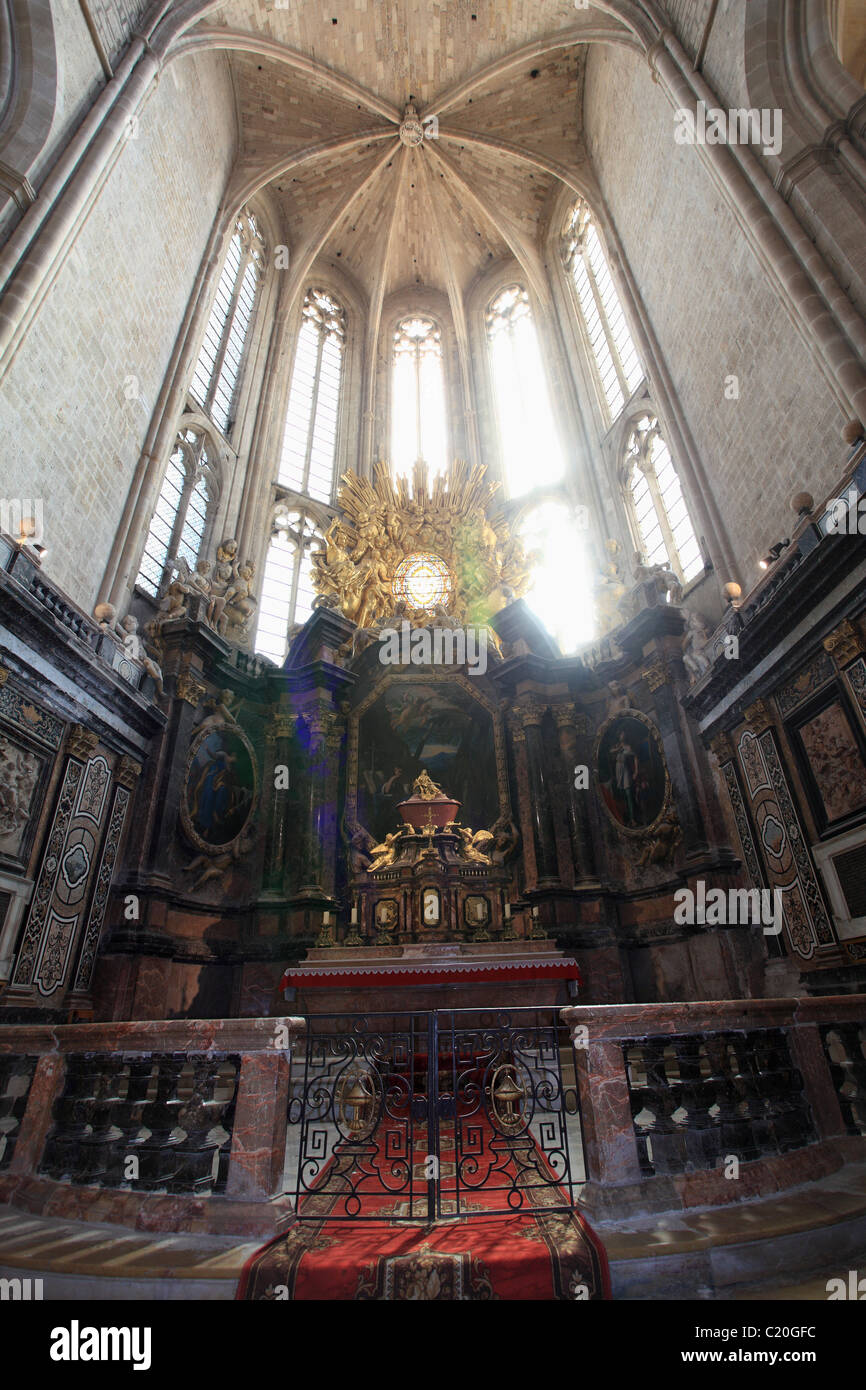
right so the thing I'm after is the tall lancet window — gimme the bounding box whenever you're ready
[254,508,323,663]
[135,429,218,599]
[391,315,448,478]
[278,288,347,503]
[485,284,565,498]
[563,199,643,423]
[625,415,702,584]
[189,208,265,438]
[520,499,593,652]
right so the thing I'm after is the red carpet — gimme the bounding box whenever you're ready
[237,1118,610,1301]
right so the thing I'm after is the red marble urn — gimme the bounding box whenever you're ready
[397,771,460,829]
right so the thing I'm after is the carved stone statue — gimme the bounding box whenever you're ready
[682,609,713,684]
[347,824,375,875]
[0,736,39,839]
[186,825,256,892]
[119,614,164,696]
[149,537,258,649]
[490,813,519,863]
[636,808,682,868]
[198,688,241,731]
[219,560,258,643]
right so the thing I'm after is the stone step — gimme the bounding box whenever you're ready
[598,1159,866,1299]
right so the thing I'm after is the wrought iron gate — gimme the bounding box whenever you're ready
[286,1008,583,1221]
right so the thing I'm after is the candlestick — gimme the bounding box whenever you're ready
[351,905,358,925]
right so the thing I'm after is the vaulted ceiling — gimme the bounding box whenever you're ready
[181,1,640,307]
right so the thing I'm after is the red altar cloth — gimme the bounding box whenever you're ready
[280,957,582,993]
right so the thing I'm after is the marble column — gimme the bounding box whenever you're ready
[261,711,296,898]
[298,704,342,898]
[552,703,597,884]
[516,697,560,887]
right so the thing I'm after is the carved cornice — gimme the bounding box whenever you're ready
[175,670,206,707]
[115,755,143,788]
[66,724,99,760]
[823,619,862,670]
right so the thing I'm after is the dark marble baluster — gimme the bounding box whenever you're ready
[172,1057,238,1193]
[136,1055,187,1190]
[76,1058,128,1184]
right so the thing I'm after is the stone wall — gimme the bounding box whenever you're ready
[0,51,236,610]
[583,40,845,582]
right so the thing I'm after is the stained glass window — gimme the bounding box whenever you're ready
[392,552,453,611]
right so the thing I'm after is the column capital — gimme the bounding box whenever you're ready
[66,724,99,759]
[823,619,862,669]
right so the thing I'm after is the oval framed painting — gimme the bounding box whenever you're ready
[180,725,258,853]
[595,709,669,835]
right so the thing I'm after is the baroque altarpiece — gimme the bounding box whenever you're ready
[2,448,866,1024]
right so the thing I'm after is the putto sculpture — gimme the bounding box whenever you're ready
[159,537,259,647]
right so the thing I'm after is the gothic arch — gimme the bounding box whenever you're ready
[0,0,57,219]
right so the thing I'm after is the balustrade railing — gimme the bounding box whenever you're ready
[822,1023,866,1136]
[0,1054,37,1170]
[40,1053,239,1192]
[0,1001,862,1231]
[623,1029,814,1177]
[562,996,866,1204]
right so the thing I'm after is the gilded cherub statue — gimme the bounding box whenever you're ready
[367,830,403,871]
[446,822,494,864]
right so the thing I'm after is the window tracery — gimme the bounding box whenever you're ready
[624,415,702,584]
[562,199,643,423]
[391,314,448,479]
[254,507,324,663]
[278,287,347,503]
[135,429,218,599]
[189,208,265,438]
